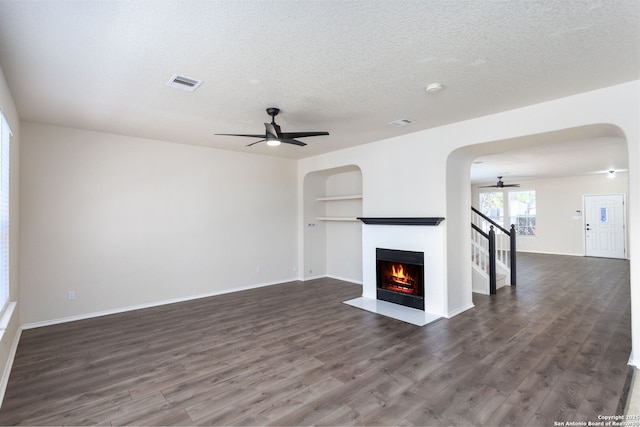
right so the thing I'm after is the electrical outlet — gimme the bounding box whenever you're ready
[68,291,76,301]
[256,266,261,273]
[292,266,298,272]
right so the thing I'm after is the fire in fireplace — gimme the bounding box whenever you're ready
[376,248,424,310]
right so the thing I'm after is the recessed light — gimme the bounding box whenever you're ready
[426,83,443,93]
[388,118,414,127]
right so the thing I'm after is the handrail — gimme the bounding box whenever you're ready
[471,223,496,293]
[509,224,517,286]
[488,227,496,294]
[471,223,488,238]
[471,206,511,235]
[471,207,518,292]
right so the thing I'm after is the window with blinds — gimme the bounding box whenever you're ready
[0,112,10,313]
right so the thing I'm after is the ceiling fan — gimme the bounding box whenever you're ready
[479,176,521,188]
[216,108,329,147]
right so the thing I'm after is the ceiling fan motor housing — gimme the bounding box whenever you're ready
[266,107,280,118]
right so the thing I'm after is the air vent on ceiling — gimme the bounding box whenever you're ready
[388,118,414,127]
[166,74,203,92]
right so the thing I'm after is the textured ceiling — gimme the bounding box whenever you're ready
[0,0,638,178]
[471,136,628,184]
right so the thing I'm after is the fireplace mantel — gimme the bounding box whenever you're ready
[357,217,445,226]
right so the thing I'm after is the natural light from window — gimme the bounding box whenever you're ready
[479,191,504,226]
[509,190,536,236]
[479,189,536,237]
[0,112,10,313]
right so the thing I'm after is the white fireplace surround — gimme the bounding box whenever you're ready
[344,223,446,326]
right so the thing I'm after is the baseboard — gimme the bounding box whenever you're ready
[0,327,21,409]
[301,274,327,282]
[21,278,298,330]
[620,365,636,414]
[326,275,363,285]
[518,249,630,260]
[517,250,584,257]
[446,302,475,318]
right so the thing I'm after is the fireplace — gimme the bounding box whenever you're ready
[376,248,424,311]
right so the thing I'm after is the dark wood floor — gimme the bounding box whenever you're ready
[0,253,631,426]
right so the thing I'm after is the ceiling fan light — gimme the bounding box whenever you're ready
[266,139,281,147]
[426,82,443,93]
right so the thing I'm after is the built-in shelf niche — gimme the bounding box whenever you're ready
[316,194,363,201]
[316,194,362,221]
[303,165,363,283]
[317,216,360,222]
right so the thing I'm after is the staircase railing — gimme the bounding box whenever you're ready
[471,223,497,293]
[471,207,517,294]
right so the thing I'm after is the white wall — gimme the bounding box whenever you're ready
[299,81,639,340]
[19,123,298,326]
[472,173,630,256]
[302,172,328,279]
[325,170,362,283]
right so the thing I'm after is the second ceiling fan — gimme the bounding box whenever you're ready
[479,176,521,188]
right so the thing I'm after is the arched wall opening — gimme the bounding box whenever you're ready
[302,165,363,283]
[297,82,638,360]
[445,123,630,313]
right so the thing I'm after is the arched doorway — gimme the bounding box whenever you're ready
[445,124,629,309]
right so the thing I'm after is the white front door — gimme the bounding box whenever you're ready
[584,194,626,259]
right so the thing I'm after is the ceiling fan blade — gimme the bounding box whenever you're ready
[502,184,521,187]
[280,139,307,146]
[265,123,279,138]
[216,133,266,138]
[280,131,329,139]
[478,185,499,188]
[219,110,327,148]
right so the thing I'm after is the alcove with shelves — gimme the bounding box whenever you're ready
[303,165,363,283]
[316,194,362,221]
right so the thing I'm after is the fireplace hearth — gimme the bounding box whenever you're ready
[376,248,424,311]
[343,218,445,326]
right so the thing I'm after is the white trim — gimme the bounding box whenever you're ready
[301,274,326,281]
[0,301,15,330]
[316,195,362,201]
[0,113,9,314]
[446,302,475,318]
[0,111,11,136]
[21,278,296,330]
[516,249,585,257]
[520,248,632,261]
[0,327,20,408]
[326,274,362,285]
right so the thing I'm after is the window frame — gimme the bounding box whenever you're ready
[0,111,11,314]
[478,187,536,238]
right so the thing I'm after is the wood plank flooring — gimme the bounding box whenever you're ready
[0,253,631,426]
